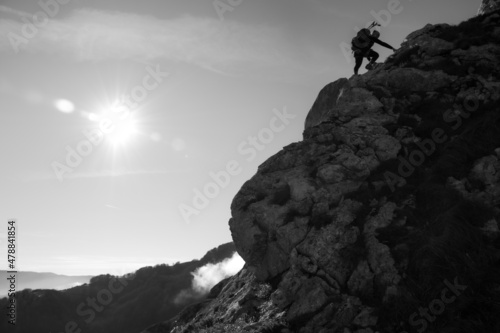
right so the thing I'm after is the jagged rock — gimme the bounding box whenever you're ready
[352,307,377,328]
[305,80,386,128]
[402,23,451,45]
[167,267,288,333]
[305,78,348,129]
[295,206,361,288]
[451,43,500,75]
[285,277,330,324]
[363,202,401,301]
[482,219,500,238]
[478,0,500,14]
[410,35,454,57]
[365,68,455,94]
[165,10,500,333]
[347,261,374,299]
[326,86,384,123]
[371,135,401,161]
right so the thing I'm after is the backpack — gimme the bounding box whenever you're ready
[351,29,372,54]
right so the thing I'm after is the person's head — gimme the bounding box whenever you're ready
[372,30,380,38]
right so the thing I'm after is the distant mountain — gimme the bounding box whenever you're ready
[0,242,237,333]
[0,271,92,297]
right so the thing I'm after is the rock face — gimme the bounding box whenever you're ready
[478,0,500,14]
[159,10,500,333]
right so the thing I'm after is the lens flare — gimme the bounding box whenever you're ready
[54,99,75,113]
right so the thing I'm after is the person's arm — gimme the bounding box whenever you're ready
[369,36,396,50]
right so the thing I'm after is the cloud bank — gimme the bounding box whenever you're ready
[174,252,244,304]
[192,251,245,293]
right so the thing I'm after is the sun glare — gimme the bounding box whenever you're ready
[107,117,138,146]
[96,102,140,147]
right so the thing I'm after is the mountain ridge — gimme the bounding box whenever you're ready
[0,270,92,297]
[0,242,237,333]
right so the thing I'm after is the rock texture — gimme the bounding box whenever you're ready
[478,0,500,15]
[150,9,500,333]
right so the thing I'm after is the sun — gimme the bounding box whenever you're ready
[107,117,138,146]
[95,102,140,147]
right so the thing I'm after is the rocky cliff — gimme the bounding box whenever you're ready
[478,0,500,15]
[154,9,500,333]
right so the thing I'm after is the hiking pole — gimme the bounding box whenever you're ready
[368,21,381,29]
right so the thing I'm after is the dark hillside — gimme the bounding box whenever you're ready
[0,242,236,333]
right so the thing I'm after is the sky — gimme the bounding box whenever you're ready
[0,0,482,276]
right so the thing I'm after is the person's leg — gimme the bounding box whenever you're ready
[365,50,379,70]
[367,50,379,64]
[354,55,363,75]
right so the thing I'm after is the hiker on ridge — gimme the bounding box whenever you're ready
[352,26,396,75]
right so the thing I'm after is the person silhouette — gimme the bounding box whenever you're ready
[352,28,396,75]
